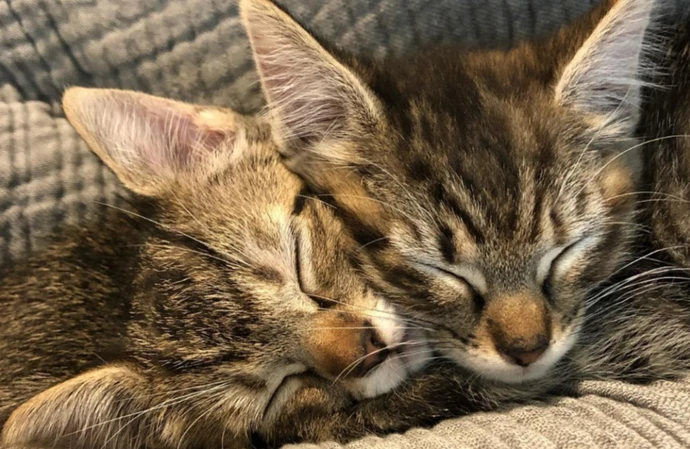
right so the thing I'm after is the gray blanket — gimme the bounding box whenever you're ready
[1,0,689,447]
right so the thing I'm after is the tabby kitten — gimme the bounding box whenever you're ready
[242,0,670,380]
[6,0,690,447]
[237,0,690,442]
[0,88,431,449]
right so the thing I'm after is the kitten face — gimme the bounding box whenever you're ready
[58,89,430,420]
[346,112,622,384]
[242,0,654,383]
[288,88,631,385]
[131,145,429,402]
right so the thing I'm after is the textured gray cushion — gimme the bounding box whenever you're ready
[2,1,690,448]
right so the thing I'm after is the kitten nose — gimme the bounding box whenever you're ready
[485,292,552,367]
[306,314,391,379]
[499,339,549,367]
[360,327,389,375]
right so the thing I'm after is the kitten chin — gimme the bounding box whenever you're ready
[439,312,582,384]
[345,326,431,399]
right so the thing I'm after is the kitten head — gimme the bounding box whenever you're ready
[61,88,430,423]
[242,0,657,383]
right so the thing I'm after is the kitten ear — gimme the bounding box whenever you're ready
[240,0,380,157]
[62,88,245,197]
[555,0,657,137]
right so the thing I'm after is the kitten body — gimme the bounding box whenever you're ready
[239,0,690,444]
[5,1,690,448]
[0,90,430,449]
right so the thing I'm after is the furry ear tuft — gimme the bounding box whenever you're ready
[62,88,245,197]
[555,0,659,137]
[240,0,380,156]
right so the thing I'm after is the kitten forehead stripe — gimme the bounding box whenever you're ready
[438,224,457,264]
[432,183,485,244]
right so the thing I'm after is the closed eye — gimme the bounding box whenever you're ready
[307,293,336,310]
[294,231,306,291]
[415,262,485,306]
[539,237,599,299]
[293,230,335,309]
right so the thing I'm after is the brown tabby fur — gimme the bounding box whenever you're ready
[242,0,690,444]
[0,91,430,448]
[243,0,645,372]
[4,0,690,448]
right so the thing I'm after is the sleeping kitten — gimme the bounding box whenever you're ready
[237,0,690,443]
[0,88,431,449]
[6,1,690,447]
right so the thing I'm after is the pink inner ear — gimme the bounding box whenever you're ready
[145,108,229,171]
[97,93,232,175]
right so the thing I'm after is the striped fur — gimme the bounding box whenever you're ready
[242,0,690,443]
[0,90,431,449]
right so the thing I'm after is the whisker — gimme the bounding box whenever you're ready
[608,190,690,203]
[72,383,229,437]
[309,326,420,331]
[101,384,230,449]
[144,243,240,268]
[587,266,690,306]
[355,236,391,252]
[95,202,252,268]
[332,346,397,385]
[586,276,690,318]
[176,400,222,449]
[607,245,690,279]
[296,193,334,209]
[390,339,432,350]
[109,380,231,405]
[392,347,436,361]
[556,86,634,203]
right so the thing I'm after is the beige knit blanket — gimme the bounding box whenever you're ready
[290,377,690,448]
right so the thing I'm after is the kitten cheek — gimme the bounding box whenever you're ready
[547,239,607,296]
[544,271,587,314]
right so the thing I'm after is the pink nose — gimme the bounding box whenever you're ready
[359,328,389,375]
[498,340,549,367]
